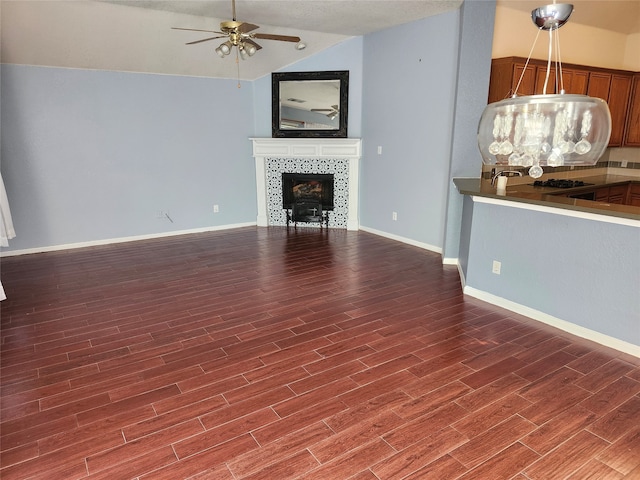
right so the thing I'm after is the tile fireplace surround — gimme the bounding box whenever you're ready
[251,138,362,230]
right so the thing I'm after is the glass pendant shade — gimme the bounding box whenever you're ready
[478,3,612,178]
[478,94,611,177]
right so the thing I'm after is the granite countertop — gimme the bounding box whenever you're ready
[454,174,640,220]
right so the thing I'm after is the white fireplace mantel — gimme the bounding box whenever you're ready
[251,138,362,230]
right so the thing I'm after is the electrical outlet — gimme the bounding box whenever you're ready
[377,146,382,155]
[621,160,628,168]
[392,211,398,221]
[492,260,501,275]
[213,204,219,213]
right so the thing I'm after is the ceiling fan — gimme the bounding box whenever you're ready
[311,104,340,120]
[172,0,306,60]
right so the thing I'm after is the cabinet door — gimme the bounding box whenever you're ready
[535,66,556,94]
[607,75,632,146]
[595,187,609,202]
[623,74,640,146]
[587,72,612,100]
[562,68,588,94]
[629,184,640,206]
[607,185,627,204]
[513,63,536,96]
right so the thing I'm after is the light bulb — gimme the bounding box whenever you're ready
[219,42,232,55]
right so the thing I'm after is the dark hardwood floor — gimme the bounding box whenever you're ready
[1,227,639,479]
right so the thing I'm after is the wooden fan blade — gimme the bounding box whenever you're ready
[185,36,227,45]
[311,109,332,112]
[172,27,224,34]
[253,33,301,42]
[238,22,260,33]
[243,38,263,50]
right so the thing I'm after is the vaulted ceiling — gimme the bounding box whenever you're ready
[0,0,462,80]
[1,1,638,81]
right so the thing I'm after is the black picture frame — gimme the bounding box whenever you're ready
[272,70,349,138]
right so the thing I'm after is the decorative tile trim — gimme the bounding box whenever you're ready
[265,158,350,228]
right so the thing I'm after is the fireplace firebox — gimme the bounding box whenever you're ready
[282,173,334,210]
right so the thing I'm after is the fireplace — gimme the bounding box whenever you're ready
[251,138,362,230]
[282,173,334,210]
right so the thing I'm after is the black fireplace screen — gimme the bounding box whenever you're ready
[282,173,334,210]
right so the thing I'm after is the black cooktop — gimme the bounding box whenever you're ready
[530,179,594,189]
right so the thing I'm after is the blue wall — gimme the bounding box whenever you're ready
[465,201,640,349]
[443,0,496,261]
[1,66,256,251]
[253,37,364,138]
[359,12,460,249]
[2,4,639,351]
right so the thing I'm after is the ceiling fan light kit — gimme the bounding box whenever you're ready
[215,41,232,57]
[477,2,612,178]
[173,0,305,63]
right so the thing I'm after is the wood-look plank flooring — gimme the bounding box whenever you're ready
[1,227,639,479]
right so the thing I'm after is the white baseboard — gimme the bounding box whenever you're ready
[359,226,442,255]
[464,285,640,358]
[0,222,256,257]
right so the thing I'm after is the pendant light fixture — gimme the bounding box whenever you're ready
[477,3,612,178]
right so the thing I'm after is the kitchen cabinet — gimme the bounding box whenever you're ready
[588,73,632,147]
[586,72,611,100]
[488,58,536,102]
[535,67,556,94]
[623,74,640,146]
[561,68,588,94]
[594,187,609,203]
[489,57,596,102]
[607,185,628,204]
[608,75,632,146]
[629,183,640,206]
[559,182,640,206]
[489,58,637,147]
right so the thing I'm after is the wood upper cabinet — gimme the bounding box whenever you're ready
[488,58,535,102]
[535,67,556,94]
[629,183,640,206]
[588,72,632,146]
[623,74,640,146]
[607,75,632,146]
[586,72,612,100]
[513,63,536,96]
[561,68,588,94]
[488,57,638,147]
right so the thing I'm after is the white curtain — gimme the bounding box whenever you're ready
[1,173,16,300]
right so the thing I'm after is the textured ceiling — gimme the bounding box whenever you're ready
[1,1,637,81]
[0,0,463,81]
[98,0,465,36]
